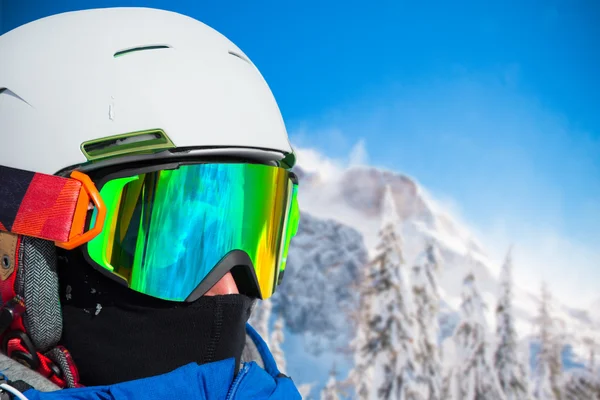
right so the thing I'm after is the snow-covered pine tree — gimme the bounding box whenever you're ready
[411,242,443,400]
[441,366,461,400]
[367,184,419,399]
[550,324,565,400]
[440,372,452,400]
[533,282,563,400]
[535,360,557,400]
[321,365,341,400]
[298,383,315,399]
[450,271,506,400]
[270,314,287,375]
[563,369,600,400]
[346,232,378,399]
[249,298,273,346]
[347,184,419,400]
[563,337,600,400]
[494,249,531,400]
[582,337,599,376]
[348,284,376,400]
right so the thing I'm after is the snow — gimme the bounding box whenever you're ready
[346,194,420,399]
[291,145,595,359]
[494,250,531,399]
[532,283,565,400]
[265,145,597,396]
[411,244,444,400]
[382,184,401,229]
[248,297,272,347]
[270,315,287,374]
[446,273,506,399]
[299,383,316,399]
[562,368,600,399]
[320,369,341,400]
[271,211,366,351]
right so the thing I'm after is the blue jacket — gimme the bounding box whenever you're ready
[20,325,301,400]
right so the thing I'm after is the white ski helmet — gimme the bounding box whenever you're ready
[0,7,295,175]
[0,9,298,387]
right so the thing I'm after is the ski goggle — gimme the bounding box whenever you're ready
[0,163,299,302]
[86,162,300,301]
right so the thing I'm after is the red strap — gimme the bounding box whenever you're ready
[0,234,81,388]
[54,345,83,388]
[0,166,83,243]
[7,338,67,387]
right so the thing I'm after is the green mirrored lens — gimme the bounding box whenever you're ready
[87,163,296,301]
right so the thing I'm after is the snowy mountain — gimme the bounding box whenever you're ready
[265,147,598,396]
[272,211,367,353]
[589,298,600,324]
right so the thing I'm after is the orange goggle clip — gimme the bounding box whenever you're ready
[0,166,105,250]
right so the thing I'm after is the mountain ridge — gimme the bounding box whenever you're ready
[289,147,597,364]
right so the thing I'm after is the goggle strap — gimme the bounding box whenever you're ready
[0,165,105,248]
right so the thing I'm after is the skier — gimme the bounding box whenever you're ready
[0,7,302,399]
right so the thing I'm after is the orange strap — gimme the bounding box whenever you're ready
[0,166,105,249]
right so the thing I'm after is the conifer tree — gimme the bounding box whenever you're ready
[321,365,341,400]
[249,298,273,346]
[349,184,419,399]
[563,336,600,400]
[494,249,531,399]
[533,282,563,400]
[412,242,443,400]
[271,314,287,374]
[449,271,506,400]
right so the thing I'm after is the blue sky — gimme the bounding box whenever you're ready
[2,1,599,305]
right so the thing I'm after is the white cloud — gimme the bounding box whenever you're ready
[294,136,372,180]
[348,139,369,166]
[294,146,344,181]
[289,126,350,157]
[423,188,600,309]
[475,217,600,309]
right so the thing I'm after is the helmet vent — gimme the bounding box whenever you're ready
[228,50,251,64]
[81,129,175,161]
[114,45,172,58]
[0,88,30,106]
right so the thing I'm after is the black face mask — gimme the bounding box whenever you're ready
[56,249,253,386]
